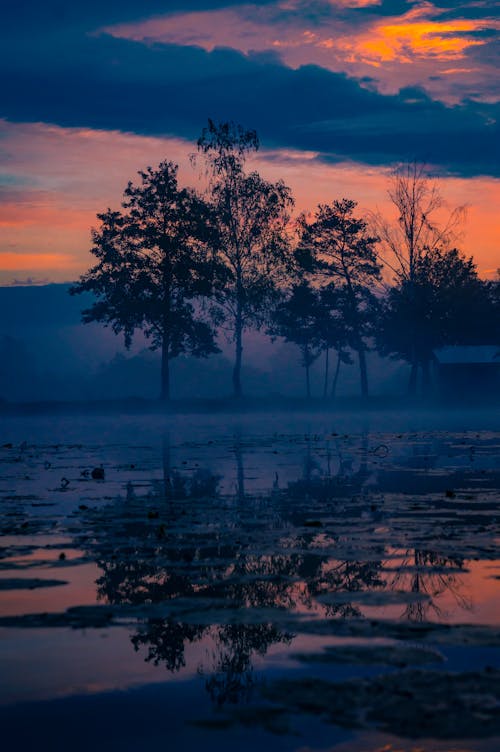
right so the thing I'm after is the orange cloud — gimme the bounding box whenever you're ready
[102,2,499,102]
[337,4,489,66]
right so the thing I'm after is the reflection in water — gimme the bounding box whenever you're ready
[203,623,292,705]
[386,549,471,622]
[0,422,499,750]
[131,619,205,672]
[72,430,494,703]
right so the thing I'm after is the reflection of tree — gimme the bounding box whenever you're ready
[78,431,486,706]
[234,431,245,503]
[316,560,386,619]
[96,561,194,605]
[387,549,471,622]
[82,438,387,702]
[287,435,371,504]
[203,623,291,705]
[131,619,205,672]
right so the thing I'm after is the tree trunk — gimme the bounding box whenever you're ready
[345,281,368,399]
[232,324,243,398]
[357,344,369,399]
[234,435,245,503]
[408,361,418,396]
[422,359,431,396]
[305,357,311,399]
[160,335,170,401]
[232,300,243,398]
[323,348,329,399]
[331,352,342,399]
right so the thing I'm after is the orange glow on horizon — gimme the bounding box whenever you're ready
[0,251,77,271]
[0,121,498,284]
[0,202,95,230]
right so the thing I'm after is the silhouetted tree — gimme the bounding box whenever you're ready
[70,161,219,400]
[373,161,466,393]
[378,246,491,393]
[270,282,351,398]
[316,284,353,399]
[374,161,466,284]
[270,282,322,397]
[297,199,381,397]
[197,120,294,397]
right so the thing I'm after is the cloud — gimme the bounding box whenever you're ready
[1,25,499,178]
[2,1,498,284]
[102,1,500,102]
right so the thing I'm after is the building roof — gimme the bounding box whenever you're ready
[433,345,500,365]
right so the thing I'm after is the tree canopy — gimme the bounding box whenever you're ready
[378,246,494,394]
[296,199,381,397]
[197,120,294,397]
[67,130,497,404]
[70,161,219,400]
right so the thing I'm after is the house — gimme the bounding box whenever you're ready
[433,345,500,400]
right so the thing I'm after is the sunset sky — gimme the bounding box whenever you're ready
[1,0,499,285]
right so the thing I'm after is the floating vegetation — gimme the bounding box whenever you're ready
[0,420,499,747]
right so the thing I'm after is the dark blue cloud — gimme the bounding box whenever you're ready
[429,2,500,23]
[1,1,279,35]
[1,4,498,176]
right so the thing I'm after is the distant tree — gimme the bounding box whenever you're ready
[297,199,381,398]
[197,120,294,398]
[271,282,351,399]
[374,161,466,284]
[270,282,322,397]
[315,284,353,399]
[378,246,493,394]
[372,161,466,393]
[70,161,220,401]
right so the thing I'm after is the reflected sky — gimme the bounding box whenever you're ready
[0,411,499,749]
[0,414,500,724]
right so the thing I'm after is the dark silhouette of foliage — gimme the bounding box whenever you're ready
[315,284,353,398]
[297,199,381,397]
[378,246,495,393]
[63,135,496,404]
[270,282,351,398]
[197,120,294,397]
[70,161,220,400]
[270,282,322,397]
[373,161,467,393]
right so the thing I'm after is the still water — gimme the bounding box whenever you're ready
[1,410,499,751]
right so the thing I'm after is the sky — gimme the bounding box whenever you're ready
[1,0,499,285]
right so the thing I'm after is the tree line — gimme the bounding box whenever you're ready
[71,121,499,400]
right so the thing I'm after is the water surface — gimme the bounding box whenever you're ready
[1,410,499,751]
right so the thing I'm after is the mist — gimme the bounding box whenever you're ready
[1,283,413,405]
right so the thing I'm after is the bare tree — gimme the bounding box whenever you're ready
[374,161,466,285]
[372,162,466,393]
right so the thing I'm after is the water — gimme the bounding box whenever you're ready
[0,410,499,751]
